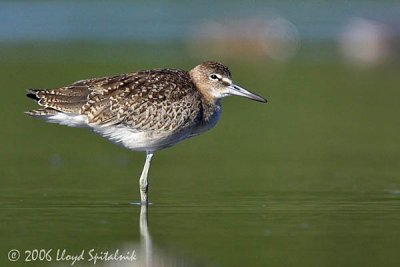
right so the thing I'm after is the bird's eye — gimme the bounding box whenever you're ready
[209,74,219,80]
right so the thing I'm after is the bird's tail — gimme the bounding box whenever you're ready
[25,87,89,116]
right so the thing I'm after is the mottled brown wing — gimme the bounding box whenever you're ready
[27,86,90,114]
[26,73,131,115]
[80,69,202,132]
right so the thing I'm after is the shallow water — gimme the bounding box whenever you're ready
[2,191,400,266]
[1,45,400,266]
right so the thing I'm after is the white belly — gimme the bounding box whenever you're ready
[93,126,191,152]
[43,109,221,152]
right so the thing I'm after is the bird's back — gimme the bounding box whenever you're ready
[27,69,204,132]
[26,68,212,151]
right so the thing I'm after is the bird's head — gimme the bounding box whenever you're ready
[189,61,267,104]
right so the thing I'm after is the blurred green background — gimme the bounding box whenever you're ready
[1,1,400,267]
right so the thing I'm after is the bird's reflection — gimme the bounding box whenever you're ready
[133,204,200,267]
[78,204,200,267]
[139,204,152,267]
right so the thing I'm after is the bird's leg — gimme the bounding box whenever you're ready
[139,152,154,205]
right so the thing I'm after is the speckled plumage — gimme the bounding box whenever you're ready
[30,70,199,127]
[27,67,219,150]
[26,61,267,204]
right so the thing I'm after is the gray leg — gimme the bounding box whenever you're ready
[139,152,154,205]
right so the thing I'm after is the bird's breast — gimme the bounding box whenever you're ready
[190,104,222,137]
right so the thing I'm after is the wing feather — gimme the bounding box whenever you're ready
[81,69,202,132]
[27,69,202,133]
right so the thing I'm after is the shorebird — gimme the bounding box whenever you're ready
[26,61,267,204]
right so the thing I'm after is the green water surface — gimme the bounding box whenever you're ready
[1,45,400,267]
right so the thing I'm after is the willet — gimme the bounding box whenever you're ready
[26,61,267,204]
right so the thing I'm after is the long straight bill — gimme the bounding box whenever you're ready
[228,84,267,103]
